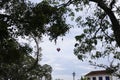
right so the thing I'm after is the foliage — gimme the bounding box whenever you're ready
[80,76,87,80]
[0,0,69,79]
[53,0,120,78]
[0,54,52,80]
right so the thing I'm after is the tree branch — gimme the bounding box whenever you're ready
[110,0,116,9]
[26,33,41,72]
[99,13,114,41]
[58,0,74,8]
[89,0,120,47]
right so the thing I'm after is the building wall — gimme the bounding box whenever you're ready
[85,74,116,80]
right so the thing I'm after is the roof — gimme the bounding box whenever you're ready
[85,70,111,76]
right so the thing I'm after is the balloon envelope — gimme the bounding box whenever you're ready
[57,48,60,52]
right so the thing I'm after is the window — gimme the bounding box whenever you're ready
[106,76,110,80]
[99,77,103,80]
[92,77,96,80]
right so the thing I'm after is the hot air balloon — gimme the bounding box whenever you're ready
[56,48,60,52]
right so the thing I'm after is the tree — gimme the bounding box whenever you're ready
[0,0,69,79]
[0,52,52,80]
[80,76,87,80]
[42,64,52,80]
[51,0,120,78]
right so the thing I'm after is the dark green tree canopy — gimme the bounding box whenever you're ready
[0,0,69,79]
[0,0,69,39]
[0,0,69,61]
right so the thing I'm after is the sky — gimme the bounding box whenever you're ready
[26,0,106,80]
[39,27,98,80]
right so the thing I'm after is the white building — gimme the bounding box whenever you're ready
[85,70,119,80]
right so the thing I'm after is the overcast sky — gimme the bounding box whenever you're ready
[37,16,100,80]
[28,0,104,80]
[40,27,98,80]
